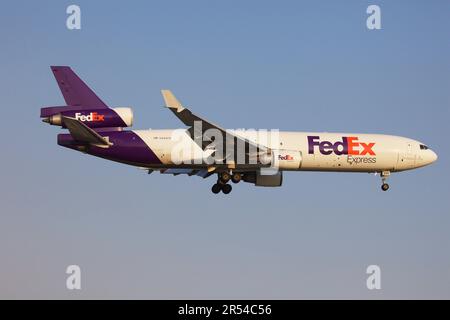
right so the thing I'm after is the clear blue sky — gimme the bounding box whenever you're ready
[0,0,449,299]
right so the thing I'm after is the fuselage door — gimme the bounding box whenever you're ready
[398,142,416,169]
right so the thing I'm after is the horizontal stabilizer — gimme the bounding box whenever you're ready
[62,116,112,148]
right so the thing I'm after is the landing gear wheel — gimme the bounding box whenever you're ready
[220,172,231,183]
[231,173,241,184]
[380,171,391,192]
[221,184,232,194]
[211,184,221,194]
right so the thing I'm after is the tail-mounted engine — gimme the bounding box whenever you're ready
[41,107,133,129]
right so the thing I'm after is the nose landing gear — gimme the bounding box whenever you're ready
[380,171,390,191]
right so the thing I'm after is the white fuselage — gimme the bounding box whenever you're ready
[133,129,437,173]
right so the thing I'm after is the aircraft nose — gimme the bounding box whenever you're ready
[430,149,438,163]
[423,149,438,166]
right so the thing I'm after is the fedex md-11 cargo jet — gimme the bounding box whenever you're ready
[41,66,437,194]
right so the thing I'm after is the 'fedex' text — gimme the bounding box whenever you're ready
[75,112,105,122]
[308,136,375,156]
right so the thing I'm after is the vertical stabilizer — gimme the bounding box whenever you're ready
[51,66,108,108]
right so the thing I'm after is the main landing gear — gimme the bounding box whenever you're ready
[211,172,242,194]
[211,183,228,194]
[380,171,390,191]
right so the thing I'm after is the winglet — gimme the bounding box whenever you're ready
[161,90,184,112]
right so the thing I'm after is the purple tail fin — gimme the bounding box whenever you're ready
[50,66,108,108]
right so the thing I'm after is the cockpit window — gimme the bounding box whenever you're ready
[420,144,429,150]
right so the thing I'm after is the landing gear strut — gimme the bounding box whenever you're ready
[380,171,390,191]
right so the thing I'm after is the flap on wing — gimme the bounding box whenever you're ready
[159,168,213,178]
[160,168,193,175]
[62,116,112,148]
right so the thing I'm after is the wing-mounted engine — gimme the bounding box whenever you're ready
[272,149,302,170]
[243,171,283,187]
[41,107,133,129]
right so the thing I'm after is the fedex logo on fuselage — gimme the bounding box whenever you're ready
[307,136,376,156]
[74,112,105,122]
[278,154,294,161]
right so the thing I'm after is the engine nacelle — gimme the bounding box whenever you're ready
[243,171,283,187]
[41,107,133,128]
[272,149,302,170]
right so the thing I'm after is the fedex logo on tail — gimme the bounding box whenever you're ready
[75,112,105,122]
[307,136,376,156]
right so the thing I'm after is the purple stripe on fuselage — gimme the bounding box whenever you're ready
[58,130,161,166]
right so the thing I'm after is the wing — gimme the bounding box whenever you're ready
[62,116,112,148]
[161,90,272,167]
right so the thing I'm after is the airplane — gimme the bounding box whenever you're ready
[41,66,437,194]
